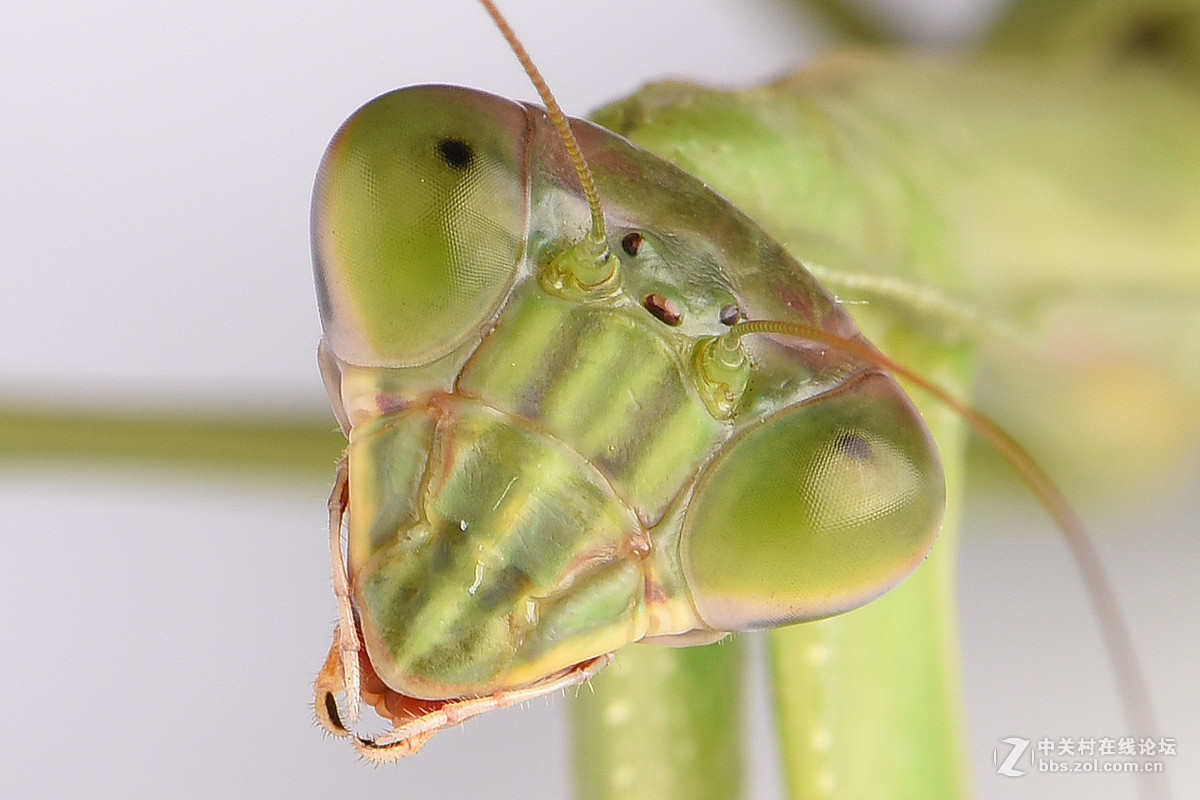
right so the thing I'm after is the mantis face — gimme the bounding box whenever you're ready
[312,84,942,753]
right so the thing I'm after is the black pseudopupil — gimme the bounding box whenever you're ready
[437,138,475,170]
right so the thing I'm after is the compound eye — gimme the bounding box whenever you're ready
[681,372,945,630]
[312,87,530,367]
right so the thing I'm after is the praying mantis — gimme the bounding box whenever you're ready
[309,1,1198,799]
[0,1,1195,799]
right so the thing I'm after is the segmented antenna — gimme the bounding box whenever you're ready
[477,0,608,247]
[724,319,1166,799]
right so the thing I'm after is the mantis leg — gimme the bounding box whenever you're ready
[314,456,362,734]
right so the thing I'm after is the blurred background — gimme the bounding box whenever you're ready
[1,1,1195,798]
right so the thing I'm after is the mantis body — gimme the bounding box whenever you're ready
[310,1,1197,798]
[0,3,1192,799]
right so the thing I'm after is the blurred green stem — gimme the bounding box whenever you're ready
[571,639,745,800]
[0,402,342,475]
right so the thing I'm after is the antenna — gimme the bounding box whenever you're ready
[477,0,608,252]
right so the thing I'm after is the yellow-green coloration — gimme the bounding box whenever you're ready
[591,52,1200,323]
[313,89,527,367]
[573,8,1200,795]
[765,335,975,800]
[572,641,745,800]
[541,235,623,300]
[683,371,943,630]
[312,82,944,732]
[0,405,343,475]
[458,286,726,524]
[0,1,1192,798]
[349,399,647,698]
[691,335,750,419]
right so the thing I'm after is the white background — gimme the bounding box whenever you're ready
[1,1,1195,798]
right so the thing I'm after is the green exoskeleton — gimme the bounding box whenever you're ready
[310,3,951,760]
[310,79,947,759]
[310,0,1184,780]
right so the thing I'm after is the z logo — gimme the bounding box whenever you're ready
[994,737,1031,777]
